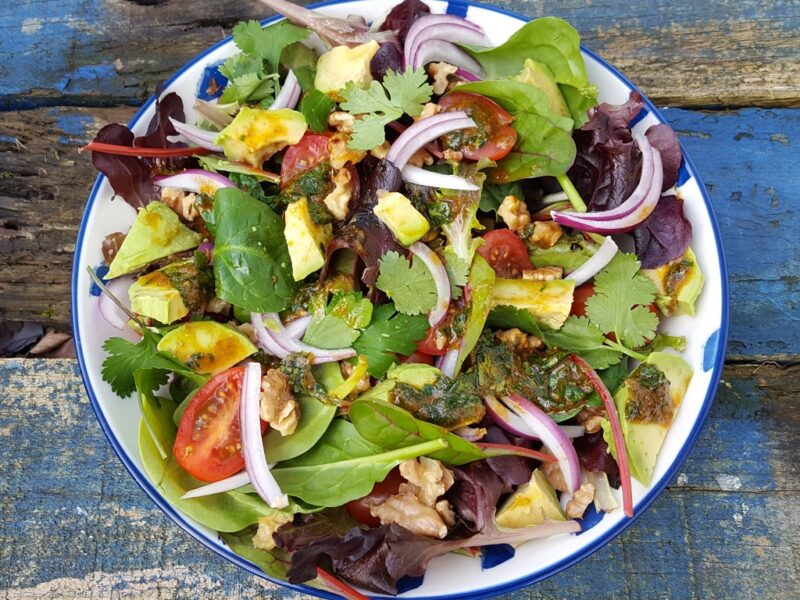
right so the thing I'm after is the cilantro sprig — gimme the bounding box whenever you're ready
[219,20,309,106]
[340,67,433,150]
[376,251,437,316]
[353,303,430,378]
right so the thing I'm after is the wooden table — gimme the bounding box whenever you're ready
[1,1,798,598]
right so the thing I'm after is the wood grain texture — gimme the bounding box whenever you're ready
[1,358,797,599]
[2,0,799,109]
[3,106,798,357]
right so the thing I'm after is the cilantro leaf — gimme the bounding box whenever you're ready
[303,314,361,349]
[300,89,335,133]
[340,67,433,150]
[353,303,430,378]
[585,253,659,348]
[541,315,621,369]
[328,292,374,329]
[376,251,437,316]
[101,330,206,398]
[232,20,309,73]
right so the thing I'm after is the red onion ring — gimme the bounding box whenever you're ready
[498,394,581,495]
[168,117,222,152]
[240,362,288,509]
[484,395,584,440]
[402,165,479,191]
[284,314,313,340]
[565,236,619,286]
[269,70,301,110]
[152,169,235,196]
[411,39,486,74]
[455,67,482,82]
[435,348,460,378]
[263,312,357,363]
[408,242,451,327]
[251,313,291,359]
[404,14,488,70]
[98,276,134,330]
[386,112,475,171]
[181,471,250,500]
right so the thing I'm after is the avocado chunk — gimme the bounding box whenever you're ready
[216,107,307,168]
[285,197,333,281]
[129,257,213,324]
[314,40,380,100]
[359,363,443,403]
[491,278,575,330]
[373,191,431,246]
[641,247,705,317]
[107,202,203,279]
[496,468,566,528]
[603,351,693,486]
[516,59,571,119]
[157,321,257,375]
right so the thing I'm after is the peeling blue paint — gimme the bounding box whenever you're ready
[56,64,118,95]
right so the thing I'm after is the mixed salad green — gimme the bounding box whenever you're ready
[85,0,705,595]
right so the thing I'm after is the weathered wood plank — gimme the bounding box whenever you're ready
[2,106,798,358]
[1,0,799,109]
[1,359,797,598]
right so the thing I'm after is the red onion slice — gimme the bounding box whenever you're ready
[499,394,581,495]
[284,314,313,340]
[566,236,619,286]
[386,112,475,171]
[568,354,633,517]
[553,139,664,234]
[269,70,301,110]
[404,14,485,63]
[181,471,250,500]
[98,276,134,330]
[251,313,291,359]
[168,117,223,152]
[411,39,486,75]
[455,67,482,82]
[263,313,357,363]
[408,242,451,327]
[436,348,460,378]
[152,169,235,196]
[402,165,479,191]
[485,395,584,440]
[240,362,288,509]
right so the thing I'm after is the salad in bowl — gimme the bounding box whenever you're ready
[76,0,719,597]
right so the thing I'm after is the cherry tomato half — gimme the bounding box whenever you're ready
[346,467,405,527]
[477,229,532,279]
[401,350,436,365]
[416,326,450,356]
[439,92,517,161]
[173,367,266,483]
[280,133,330,188]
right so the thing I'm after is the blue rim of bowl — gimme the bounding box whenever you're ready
[71,1,730,598]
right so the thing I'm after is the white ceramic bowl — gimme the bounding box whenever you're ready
[72,1,729,598]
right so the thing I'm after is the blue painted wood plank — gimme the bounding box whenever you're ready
[1,0,799,108]
[0,359,797,598]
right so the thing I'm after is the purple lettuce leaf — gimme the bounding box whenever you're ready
[446,460,507,533]
[645,123,682,191]
[633,195,692,269]
[573,430,620,488]
[378,0,431,41]
[483,426,533,488]
[91,124,158,209]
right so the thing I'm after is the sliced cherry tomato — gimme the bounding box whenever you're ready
[346,467,405,527]
[173,366,266,483]
[401,350,436,365]
[571,283,659,342]
[477,229,532,278]
[416,326,450,356]
[438,92,517,161]
[280,133,330,188]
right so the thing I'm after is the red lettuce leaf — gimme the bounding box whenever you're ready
[483,425,533,488]
[378,0,431,41]
[633,195,692,269]
[573,430,620,488]
[447,460,507,533]
[91,124,158,209]
[645,123,682,191]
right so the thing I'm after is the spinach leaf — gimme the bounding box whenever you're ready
[213,188,295,313]
[456,80,573,131]
[264,394,336,464]
[480,181,523,214]
[491,112,576,183]
[349,398,484,466]
[220,529,291,580]
[455,255,496,374]
[464,17,597,127]
[271,419,447,506]
[138,393,277,532]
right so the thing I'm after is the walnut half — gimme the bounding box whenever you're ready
[259,369,300,436]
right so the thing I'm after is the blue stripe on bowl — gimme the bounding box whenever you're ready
[703,329,721,372]
[446,1,469,17]
[677,160,692,186]
[196,62,226,101]
[71,1,730,599]
[628,107,649,129]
